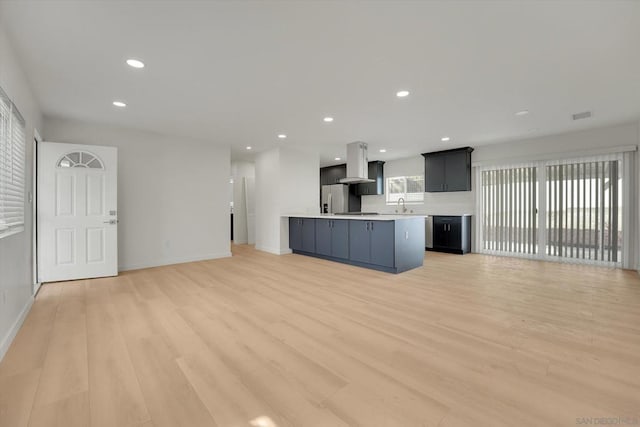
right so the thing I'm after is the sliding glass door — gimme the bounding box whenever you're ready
[479,155,623,266]
[481,166,538,255]
[546,160,621,263]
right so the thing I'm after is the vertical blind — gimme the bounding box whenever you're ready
[0,85,26,238]
[481,167,538,254]
[479,155,623,266]
[546,160,620,263]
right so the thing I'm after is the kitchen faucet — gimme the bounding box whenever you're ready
[396,197,407,214]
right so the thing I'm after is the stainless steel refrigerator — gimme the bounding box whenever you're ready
[321,184,349,213]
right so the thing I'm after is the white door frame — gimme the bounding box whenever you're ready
[32,129,41,296]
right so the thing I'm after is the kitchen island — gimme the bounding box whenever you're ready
[284,214,425,273]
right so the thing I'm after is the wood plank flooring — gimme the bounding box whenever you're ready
[1,245,639,426]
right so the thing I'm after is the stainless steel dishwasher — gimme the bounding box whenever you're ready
[425,216,433,249]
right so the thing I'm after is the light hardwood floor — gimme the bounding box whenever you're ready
[1,245,639,427]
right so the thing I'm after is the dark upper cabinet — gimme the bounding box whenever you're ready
[432,216,471,254]
[320,164,347,185]
[355,161,385,196]
[422,147,473,192]
[289,217,316,253]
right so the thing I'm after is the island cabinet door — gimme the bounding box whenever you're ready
[301,218,316,253]
[349,220,371,263]
[289,218,303,250]
[315,219,332,256]
[370,221,395,267]
[331,219,349,259]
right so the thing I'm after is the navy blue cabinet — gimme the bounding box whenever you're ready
[349,220,371,264]
[315,219,332,256]
[289,217,316,253]
[370,221,395,267]
[349,220,395,267]
[290,216,423,273]
[331,220,349,259]
[315,219,349,259]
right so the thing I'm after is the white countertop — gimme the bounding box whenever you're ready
[283,213,427,221]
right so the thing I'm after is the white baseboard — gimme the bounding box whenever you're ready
[0,296,34,362]
[119,251,232,272]
[255,245,292,255]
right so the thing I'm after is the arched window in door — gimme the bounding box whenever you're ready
[56,151,104,169]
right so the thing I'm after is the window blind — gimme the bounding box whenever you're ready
[546,160,621,263]
[481,166,538,255]
[0,85,26,238]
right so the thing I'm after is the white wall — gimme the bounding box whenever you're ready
[254,147,319,254]
[43,117,231,271]
[231,160,255,244]
[0,26,43,360]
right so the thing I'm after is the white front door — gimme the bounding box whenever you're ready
[38,142,118,282]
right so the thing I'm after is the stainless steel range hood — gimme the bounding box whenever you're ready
[339,141,374,184]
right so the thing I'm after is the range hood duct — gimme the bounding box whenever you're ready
[339,141,374,184]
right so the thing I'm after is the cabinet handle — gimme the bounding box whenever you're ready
[366,222,369,231]
[370,221,373,231]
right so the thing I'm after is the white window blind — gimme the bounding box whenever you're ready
[478,153,625,267]
[481,166,538,255]
[385,175,424,204]
[546,159,621,263]
[0,85,26,238]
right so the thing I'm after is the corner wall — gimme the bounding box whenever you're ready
[0,26,43,360]
[231,161,255,245]
[43,117,231,271]
[255,147,319,254]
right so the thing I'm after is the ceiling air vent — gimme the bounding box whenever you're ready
[572,111,592,121]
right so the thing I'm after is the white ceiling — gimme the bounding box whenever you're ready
[1,0,639,166]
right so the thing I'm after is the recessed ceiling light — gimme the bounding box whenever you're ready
[396,90,410,98]
[379,149,387,153]
[441,136,450,142]
[323,117,334,122]
[277,134,287,139]
[112,101,127,107]
[126,59,145,69]
[515,110,529,116]
[246,146,252,150]
[334,157,341,161]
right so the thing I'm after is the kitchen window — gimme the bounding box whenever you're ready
[385,175,424,204]
[0,85,26,239]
